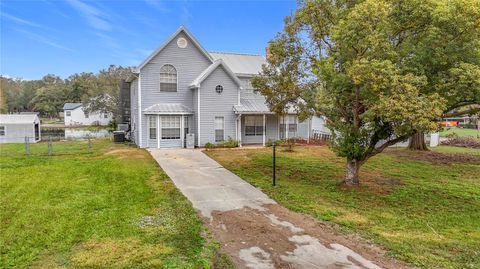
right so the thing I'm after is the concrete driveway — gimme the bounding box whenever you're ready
[149,149,276,218]
[149,149,406,269]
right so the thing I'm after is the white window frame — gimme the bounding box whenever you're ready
[149,116,157,140]
[161,116,181,139]
[214,116,225,142]
[159,64,178,92]
[0,125,6,136]
[66,111,71,116]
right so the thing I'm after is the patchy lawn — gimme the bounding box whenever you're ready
[440,127,479,138]
[0,140,231,269]
[205,146,480,269]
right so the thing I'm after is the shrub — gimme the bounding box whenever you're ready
[221,137,239,148]
[205,142,215,149]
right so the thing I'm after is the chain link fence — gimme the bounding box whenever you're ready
[0,135,109,157]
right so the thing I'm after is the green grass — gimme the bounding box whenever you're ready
[0,140,230,269]
[432,145,480,155]
[440,127,480,138]
[205,146,480,269]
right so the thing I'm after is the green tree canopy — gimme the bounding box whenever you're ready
[253,0,479,184]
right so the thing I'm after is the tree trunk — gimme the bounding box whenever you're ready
[408,131,428,151]
[345,159,361,185]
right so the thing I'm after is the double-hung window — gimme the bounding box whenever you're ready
[0,126,5,136]
[245,116,264,136]
[161,116,181,139]
[149,116,157,139]
[66,111,71,116]
[215,117,224,142]
[160,64,177,92]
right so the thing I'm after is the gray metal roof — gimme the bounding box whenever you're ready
[63,103,82,110]
[0,114,39,124]
[233,98,273,114]
[143,103,193,114]
[233,98,297,114]
[209,52,266,76]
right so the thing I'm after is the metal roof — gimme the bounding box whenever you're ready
[189,60,242,89]
[143,103,193,114]
[209,52,266,76]
[233,98,297,114]
[0,114,39,124]
[233,98,273,114]
[63,103,82,110]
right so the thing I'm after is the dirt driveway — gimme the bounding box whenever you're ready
[149,149,412,269]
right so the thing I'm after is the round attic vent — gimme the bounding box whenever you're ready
[177,37,187,48]
[216,85,223,93]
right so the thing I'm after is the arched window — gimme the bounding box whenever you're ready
[160,64,177,92]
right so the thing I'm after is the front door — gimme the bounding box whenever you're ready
[159,116,182,148]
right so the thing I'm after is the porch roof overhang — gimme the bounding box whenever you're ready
[143,103,193,115]
[233,98,271,114]
[233,98,297,115]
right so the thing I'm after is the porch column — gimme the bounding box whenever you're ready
[262,114,266,146]
[238,114,242,147]
[157,115,160,149]
[180,115,185,148]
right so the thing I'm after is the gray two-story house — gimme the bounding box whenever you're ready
[127,26,321,148]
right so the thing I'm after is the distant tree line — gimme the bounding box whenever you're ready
[0,65,132,119]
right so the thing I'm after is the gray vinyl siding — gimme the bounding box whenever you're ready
[130,79,139,145]
[198,66,238,146]
[138,31,212,147]
[239,77,265,101]
[296,119,310,138]
[266,115,279,141]
[0,123,38,144]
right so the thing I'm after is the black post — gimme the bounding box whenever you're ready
[272,141,276,186]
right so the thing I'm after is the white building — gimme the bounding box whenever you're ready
[0,114,41,143]
[63,103,112,126]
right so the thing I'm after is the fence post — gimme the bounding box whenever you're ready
[48,136,53,155]
[88,137,92,153]
[24,136,30,156]
[272,141,276,186]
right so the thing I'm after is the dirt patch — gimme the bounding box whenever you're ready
[70,238,172,268]
[205,204,414,269]
[105,148,148,160]
[386,149,480,165]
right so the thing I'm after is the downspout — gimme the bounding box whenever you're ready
[197,86,201,147]
[138,73,142,148]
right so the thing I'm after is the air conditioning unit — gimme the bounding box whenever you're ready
[186,133,195,149]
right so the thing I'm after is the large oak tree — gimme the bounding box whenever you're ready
[253,0,479,185]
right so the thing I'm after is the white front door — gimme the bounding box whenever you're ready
[159,116,182,148]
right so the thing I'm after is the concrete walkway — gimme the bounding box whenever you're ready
[149,149,388,269]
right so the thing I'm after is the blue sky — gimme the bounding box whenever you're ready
[0,0,296,80]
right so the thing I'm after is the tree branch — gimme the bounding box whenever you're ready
[443,107,480,118]
[364,133,412,162]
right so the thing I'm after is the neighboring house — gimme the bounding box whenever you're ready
[126,26,327,148]
[63,103,112,126]
[0,114,41,143]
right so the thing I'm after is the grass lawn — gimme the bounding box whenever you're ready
[440,127,479,138]
[0,140,230,269]
[205,145,480,269]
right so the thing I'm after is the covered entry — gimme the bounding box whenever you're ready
[144,104,192,148]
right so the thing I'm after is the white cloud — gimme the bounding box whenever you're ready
[1,13,52,31]
[14,28,74,52]
[144,0,170,13]
[66,0,111,31]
